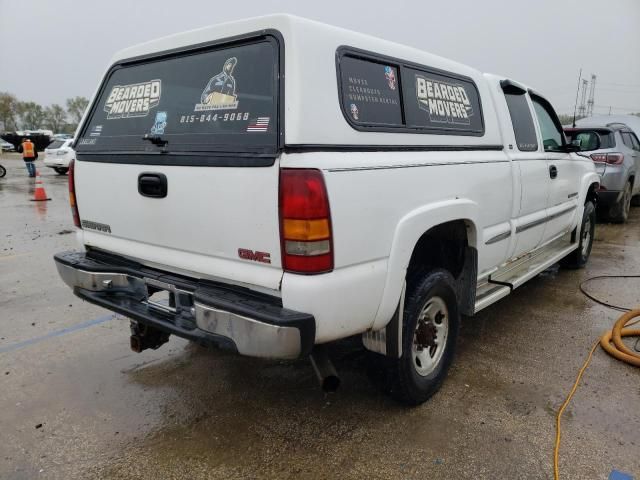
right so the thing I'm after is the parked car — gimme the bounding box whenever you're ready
[1,140,15,152]
[53,133,73,141]
[565,124,640,221]
[43,138,75,174]
[54,15,599,404]
[577,114,640,138]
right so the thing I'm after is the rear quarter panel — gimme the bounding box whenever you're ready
[280,149,511,340]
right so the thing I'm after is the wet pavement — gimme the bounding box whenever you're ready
[1,153,639,479]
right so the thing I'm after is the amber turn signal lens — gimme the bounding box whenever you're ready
[282,218,330,241]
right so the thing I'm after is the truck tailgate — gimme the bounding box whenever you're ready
[75,160,283,290]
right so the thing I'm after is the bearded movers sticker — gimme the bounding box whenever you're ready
[195,57,239,111]
[415,75,473,125]
[103,80,161,120]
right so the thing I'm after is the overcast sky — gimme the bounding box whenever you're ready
[1,0,639,115]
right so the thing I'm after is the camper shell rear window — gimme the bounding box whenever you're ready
[337,47,485,136]
[77,35,280,155]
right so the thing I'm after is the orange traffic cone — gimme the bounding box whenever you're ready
[31,169,51,202]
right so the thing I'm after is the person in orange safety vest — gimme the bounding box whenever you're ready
[18,138,38,177]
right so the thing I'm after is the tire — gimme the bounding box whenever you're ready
[631,195,640,207]
[608,181,632,223]
[561,201,595,269]
[54,167,69,175]
[0,164,6,178]
[389,268,460,405]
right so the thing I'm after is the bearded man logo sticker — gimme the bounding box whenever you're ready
[195,57,239,111]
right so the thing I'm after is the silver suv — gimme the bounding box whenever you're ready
[565,124,640,222]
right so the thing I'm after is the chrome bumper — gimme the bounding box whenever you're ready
[54,251,315,359]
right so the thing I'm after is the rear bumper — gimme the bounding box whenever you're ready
[43,158,71,167]
[53,250,315,359]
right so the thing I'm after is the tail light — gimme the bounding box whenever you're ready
[68,159,81,228]
[591,152,624,165]
[279,169,333,274]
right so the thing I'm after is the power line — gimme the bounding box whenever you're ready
[598,81,640,88]
[593,105,640,111]
[596,87,640,94]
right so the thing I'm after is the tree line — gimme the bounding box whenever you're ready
[0,92,89,134]
[557,112,640,126]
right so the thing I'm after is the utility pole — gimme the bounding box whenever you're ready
[586,74,596,117]
[577,79,588,117]
[572,68,582,127]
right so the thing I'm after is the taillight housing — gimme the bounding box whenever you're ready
[68,159,81,228]
[279,169,333,274]
[591,152,624,165]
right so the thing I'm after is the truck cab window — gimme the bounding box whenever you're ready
[531,98,563,151]
[503,92,538,151]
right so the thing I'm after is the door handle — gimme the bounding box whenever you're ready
[138,172,167,198]
[549,165,558,179]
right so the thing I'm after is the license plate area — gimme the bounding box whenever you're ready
[143,277,194,315]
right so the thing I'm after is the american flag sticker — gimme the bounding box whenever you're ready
[246,117,270,132]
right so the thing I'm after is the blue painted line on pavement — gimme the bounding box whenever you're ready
[0,313,116,355]
[609,471,634,480]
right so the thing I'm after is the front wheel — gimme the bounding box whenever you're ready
[561,200,595,269]
[390,269,460,405]
[53,167,69,175]
[0,164,6,178]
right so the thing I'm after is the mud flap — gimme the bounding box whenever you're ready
[456,246,477,317]
[362,282,405,358]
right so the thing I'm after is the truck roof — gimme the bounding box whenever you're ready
[112,15,479,77]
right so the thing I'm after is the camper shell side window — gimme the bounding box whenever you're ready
[336,47,485,136]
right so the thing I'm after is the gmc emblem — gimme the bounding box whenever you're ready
[237,248,271,264]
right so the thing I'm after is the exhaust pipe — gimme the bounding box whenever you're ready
[310,345,341,393]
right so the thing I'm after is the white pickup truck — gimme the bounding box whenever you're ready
[55,15,600,404]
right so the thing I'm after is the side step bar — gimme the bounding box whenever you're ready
[474,234,578,314]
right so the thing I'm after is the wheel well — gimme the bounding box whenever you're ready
[406,220,470,281]
[405,220,477,316]
[586,182,599,206]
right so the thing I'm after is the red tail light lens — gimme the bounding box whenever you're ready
[279,169,333,274]
[591,152,624,165]
[68,159,81,228]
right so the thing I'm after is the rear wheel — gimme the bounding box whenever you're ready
[609,181,632,223]
[389,269,460,405]
[0,164,6,178]
[561,200,595,269]
[54,167,69,175]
